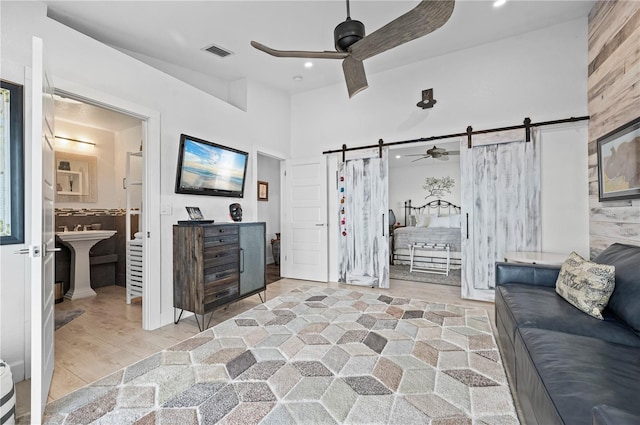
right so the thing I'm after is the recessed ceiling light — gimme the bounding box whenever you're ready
[493,0,506,7]
[395,155,401,159]
[304,61,313,68]
[293,75,303,81]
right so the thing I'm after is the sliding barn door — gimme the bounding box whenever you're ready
[338,150,389,288]
[461,130,541,301]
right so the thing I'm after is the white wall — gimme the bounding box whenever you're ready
[257,154,281,264]
[54,121,116,209]
[540,125,590,257]
[291,18,589,279]
[56,121,143,210]
[291,19,588,155]
[0,1,290,378]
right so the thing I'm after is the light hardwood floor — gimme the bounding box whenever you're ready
[15,278,494,418]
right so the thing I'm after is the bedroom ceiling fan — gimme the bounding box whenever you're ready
[250,0,455,98]
[408,145,460,162]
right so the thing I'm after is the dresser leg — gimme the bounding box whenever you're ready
[194,313,203,332]
[174,309,184,325]
[194,311,214,332]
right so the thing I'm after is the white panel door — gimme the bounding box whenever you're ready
[29,37,56,423]
[282,157,328,282]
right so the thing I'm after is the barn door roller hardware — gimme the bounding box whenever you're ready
[339,139,385,162]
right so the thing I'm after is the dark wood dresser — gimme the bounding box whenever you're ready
[173,222,266,330]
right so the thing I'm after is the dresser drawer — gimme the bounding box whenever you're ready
[204,234,239,248]
[204,225,238,236]
[204,264,239,285]
[204,280,239,309]
[203,246,239,268]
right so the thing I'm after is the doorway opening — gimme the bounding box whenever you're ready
[53,92,145,303]
[50,91,154,397]
[255,151,285,285]
[387,141,463,287]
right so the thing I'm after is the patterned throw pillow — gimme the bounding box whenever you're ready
[555,252,615,320]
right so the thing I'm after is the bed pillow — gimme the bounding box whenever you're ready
[449,214,462,228]
[428,215,451,228]
[415,213,437,227]
[555,251,615,320]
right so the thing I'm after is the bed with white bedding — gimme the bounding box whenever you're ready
[392,200,462,270]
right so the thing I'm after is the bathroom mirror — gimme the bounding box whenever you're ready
[55,152,97,203]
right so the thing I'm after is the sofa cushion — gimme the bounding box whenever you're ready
[496,284,640,347]
[593,243,640,332]
[515,328,640,425]
[555,252,615,320]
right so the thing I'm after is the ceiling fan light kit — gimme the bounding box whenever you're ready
[251,0,455,98]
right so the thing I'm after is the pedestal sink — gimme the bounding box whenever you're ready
[56,230,117,299]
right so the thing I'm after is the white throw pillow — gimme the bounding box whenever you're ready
[428,215,451,228]
[415,213,437,227]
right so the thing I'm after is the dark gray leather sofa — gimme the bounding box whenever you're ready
[495,243,640,425]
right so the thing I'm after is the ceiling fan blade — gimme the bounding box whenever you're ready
[342,56,369,98]
[250,41,348,59]
[411,157,427,162]
[405,154,429,156]
[437,155,450,161]
[349,0,455,61]
[448,151,461,155]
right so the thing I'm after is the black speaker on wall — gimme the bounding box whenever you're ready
[229,203,243,222]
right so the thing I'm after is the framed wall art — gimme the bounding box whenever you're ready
[597,117,640,202]
[257,180,268,201]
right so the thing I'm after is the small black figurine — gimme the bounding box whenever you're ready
[229,203,242,222]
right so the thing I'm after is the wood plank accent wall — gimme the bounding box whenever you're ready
[588,0,640,257]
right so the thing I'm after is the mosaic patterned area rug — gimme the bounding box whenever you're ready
[37,286,518,424]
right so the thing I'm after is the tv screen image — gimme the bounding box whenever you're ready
[175,134,248,198]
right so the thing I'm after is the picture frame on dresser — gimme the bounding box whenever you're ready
[185,206,204,220]
[597,116,640,202]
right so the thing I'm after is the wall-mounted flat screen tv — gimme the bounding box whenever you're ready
[175,134,249,198]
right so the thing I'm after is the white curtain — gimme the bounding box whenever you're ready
[338,149,389,288]
[461,129,541,300]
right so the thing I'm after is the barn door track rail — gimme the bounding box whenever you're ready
[324,115,590,161]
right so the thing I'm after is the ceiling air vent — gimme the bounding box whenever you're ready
[203,43,234,58]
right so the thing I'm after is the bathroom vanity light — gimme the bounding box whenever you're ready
[54,135,96,147]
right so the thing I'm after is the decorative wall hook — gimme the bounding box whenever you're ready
[416,88,437,109]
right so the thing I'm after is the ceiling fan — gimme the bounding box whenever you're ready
[250,0,455,98]
[408,145,460,162]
